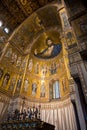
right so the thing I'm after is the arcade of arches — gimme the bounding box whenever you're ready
[0,0,87,130]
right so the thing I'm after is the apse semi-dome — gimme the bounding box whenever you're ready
[8,5,62,55]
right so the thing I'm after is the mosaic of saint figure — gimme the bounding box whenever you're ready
[24,79,29,92]
[9,77,16,90]
[62,78,67,92]
[5,48,12,58]
[0,68,3,80]
[21,58,27,69]
[16,56,22,67]
[40,82,45,97]
[80,22,87,33]
[34,16,44,32]
[16,77,22,91]
[2,72,10,87]
[34,38,62,59]
[34,62,39,74]
[61,12,70,28]
[32,82,37,95]
[28,59,33,72]
[50,62,57,75]
[41,65,47,76]
[11,53,17,64]
[0,46,3,56]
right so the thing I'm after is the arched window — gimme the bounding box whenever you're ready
[53,81,60,99]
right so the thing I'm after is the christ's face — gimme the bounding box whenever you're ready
[47,39,53,46]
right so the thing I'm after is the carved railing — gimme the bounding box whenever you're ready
[0,119,44,130]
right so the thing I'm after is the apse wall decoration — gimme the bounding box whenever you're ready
[0,68,3,80]
[34,38,62,59]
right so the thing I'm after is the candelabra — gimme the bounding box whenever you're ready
[38,104,41,119]
[22,97,26,112]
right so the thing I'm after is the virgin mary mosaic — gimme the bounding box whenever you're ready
[34,38,62,59]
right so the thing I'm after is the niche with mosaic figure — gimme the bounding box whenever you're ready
[40,81,46,98]
[0,65,18,94]
[32,58,64,77]
[4,45,26,71]
[0,67,4,81]
[23,78,29,93]
[15,75,23,94]
[8,75,17,92]
[1,71,10,89]
[31,81,37,96]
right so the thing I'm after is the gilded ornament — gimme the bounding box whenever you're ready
[20,0,27,5]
